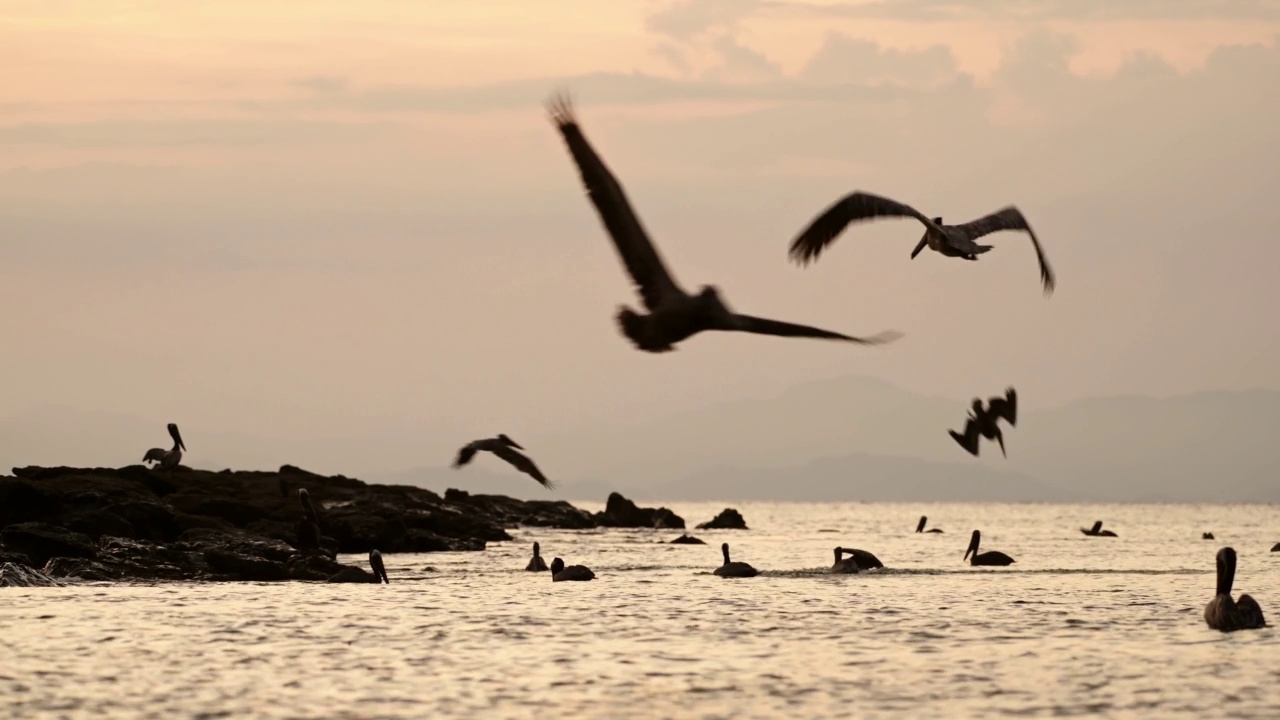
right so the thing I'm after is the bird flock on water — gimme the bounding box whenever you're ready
[131,92,1265,632]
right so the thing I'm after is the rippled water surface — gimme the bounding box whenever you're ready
[4,502,1280,719]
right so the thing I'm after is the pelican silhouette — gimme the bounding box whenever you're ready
[368,549,389,584]
[1204,547,1266,632]
[453,434,554,489]
[525,542,549,572]
[916,515,944,534]
[713,542,759,578]
[1080,521,1118,537]
[295,488,322,553]
[546,93,901,353]
[549,557,595,582]
[1203,532,1215,540]
[950,388,1017,458]
[964,530,1015,566]
[142,423,185,469]
[831,546,884,573]
[788,191,1055,295]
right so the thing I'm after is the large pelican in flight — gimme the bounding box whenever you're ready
[788,191,1055,295]
[546,93,901,353]
[142,423,185,469]
[453,434,554,489]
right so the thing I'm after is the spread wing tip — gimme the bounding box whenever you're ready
[546,91,576,127]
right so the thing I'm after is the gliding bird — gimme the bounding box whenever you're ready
[453,434,554,489]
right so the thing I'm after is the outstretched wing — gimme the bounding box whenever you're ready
[453,441,482,468]
[986,387,1017,426]
[547,93,687,310]
[729,314,903,345]
[788,191,940,266]
[949,420,980,456]
[491,443,556,489]
[952,207,1055,295]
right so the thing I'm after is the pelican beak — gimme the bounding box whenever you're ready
[169,424,186,451]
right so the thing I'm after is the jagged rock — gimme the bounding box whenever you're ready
[670,534,706,544]
[286,553,348,581]
[0,562,63,587]
[65,509,135,541]
[1,522,97,567]
[594,492,685,529]
[696,508,748,530]
[443,489,597,529]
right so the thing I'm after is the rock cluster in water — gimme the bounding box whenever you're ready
[696,508,748,530]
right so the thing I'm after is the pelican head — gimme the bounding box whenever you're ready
[532,541,541,557]
[970,399,984,415]
[833,547,846,561]
[964,529,981,562]
[167,423,186,451]
[497,433,523,450]
[550,557,565,575]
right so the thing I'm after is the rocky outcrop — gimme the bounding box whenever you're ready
[594,492,685,529]
[669,534,706,544]
[0,562,63,587]
[696,508,748,530]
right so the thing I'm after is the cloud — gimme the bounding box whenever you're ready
[777,0,1280,22]
[291,75,349,94]
[644,0,766,42]
[799,32,959,86]
[703,34,784,81]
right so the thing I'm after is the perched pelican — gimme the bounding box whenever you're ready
[1203,532,1215,540]
[950,388,1017,458]
[964,530,1015,566]
[369,549,389,584]
[142,423,185,469]
[1081,521,1118,537]
[713,542,759,578]
[916,515,944,534]
[295,488,322,553]
[453,434,554,489]
[787,191,1055,295]
[546,93,901,354]
[549,557,595,582]
[525,542,549,572]
[1204,547,1266,632]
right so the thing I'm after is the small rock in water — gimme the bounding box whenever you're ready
[696,508,748,530]
[669,534,706,545]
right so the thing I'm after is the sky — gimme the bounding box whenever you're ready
[2,0,1279,476]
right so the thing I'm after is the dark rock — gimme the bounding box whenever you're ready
[594,492,685,529]
[105,501,183,542]
[285,553,348,581]
[0,562,63,587]
[0,477,61,526]
[167,495,268,527]
[65,510,135,541]
[1,522,97,567]
[670,534,706,544]
[696,508,748,530]
[205,549,288,581]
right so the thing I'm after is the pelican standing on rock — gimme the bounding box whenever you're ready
[713,543,759,578]
[1204,547,1266,632]
[964,530,1016,566]
[787,191,1055,295]
[525,542,549,572]
[549,557,595,582]
[950,388,1017,458]
[453,434,555,489]
[369,550,389,584]
[916,516,944,533]
[1081,521,1118,537]
[546,93,901,354]
[142,423,185,469]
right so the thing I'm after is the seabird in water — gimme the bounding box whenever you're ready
[453,434,554,489]
[142,423,185,469]
[526,542,549,572]
[916,515,944,534]
[549,557,595,582]
[787,191,1055,295]
[1204,547,1266,632]
[964,529,1015,566]
[713,542,759,578]
[1203,532,1215,540]
[546,92,901,353]
[369,549,389,584]
[1080,521,1118,537]
[950,387,1017,458]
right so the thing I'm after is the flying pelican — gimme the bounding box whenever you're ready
[950,388,1017,458]
[525,542,549,572]
[453,434,554,489]
[369,549,389,584]
[1204,547,1266,632]
[964,530,1015,566]
[549,557,595,582]
[787,191,1055,295]
[142,423,185,469]
[546,93,901,354]
[713,542,759,578]
[1080,521,1118,537]
[916,515,944,534]
[295,488,322,553]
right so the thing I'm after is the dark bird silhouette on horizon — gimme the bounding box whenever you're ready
[142,423,185,469]
[549,557,595,582]
[788,191,1055,295]
[525,542,549,572]
[546,93,902,353]
[713,542,759,578]
[1081,521,1118,537]
[949,387,1018,458]
[1204,547,1266,632]
[453,434,554,489]
[964,529,1016,566]
[916,515,944,534]
[831,546,884,574]
[368,549,389,584]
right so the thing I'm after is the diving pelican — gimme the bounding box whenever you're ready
[369,549,389,584]
[142,423,185,469]
[453,434,555,489]
[525,542,549,572]
[546,92,901,353]
[916,515,944,534]
[949,388,1017,458]
[713,542,759,578]
[1204,547,1266,632]
[549,557,595,582]
[964,530,1015,566]
[295,488,322,553]
[787,191,1055,295]
[1080,521,1118,537]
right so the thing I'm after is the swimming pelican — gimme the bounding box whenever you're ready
[453,434,555,489]
[546,92,901,353]
[949,388,1017,458]
[1204,547,1266,632]
[964,530,1015,566]
[713,542,759,578]
[916,515,944,533]
[369,549,389,584]
[837,546,884,571]
[1203,532,1215,540]
[787,191,1055,295]
[525,542,549,572]
[1080,521,1118,537]
[142,423,185,469]
[549,557,595,582]
[295,488,322,553]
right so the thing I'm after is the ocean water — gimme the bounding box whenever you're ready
[3,501,1279,719]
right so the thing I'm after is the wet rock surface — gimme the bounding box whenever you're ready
[594,492,685,529]
[669,534,706,544]
[696,508,748,530]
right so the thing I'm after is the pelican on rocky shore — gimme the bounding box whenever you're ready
[453,434,554,489]
[1204,547,1266,632]
[787,191,1055,295]
[916,516,944,534]
[1081,521,1118,537]
[142,423,185,469]
[713,543,759,578]
[964,530,1015,566]
[546,92,901,354]
[369,549,389,584]
[549,557,595,582]
[526,542,549,572]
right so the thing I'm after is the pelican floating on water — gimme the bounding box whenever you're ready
[1204,547,1266,632]
[713,542,759,578]
[549,557,595,582]
[830,546,884,573]
[369,549,389,584]
[1081,521,1118,537]
[787,191,1055,295]
[453,434,554,489]
[964,530,1015,566]
[916,516,944,534]
[950,388,1017,458]
[525,542,549,572]
[546,93,901,354]
[1203,532,1215,540]
[142,423,185,469]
